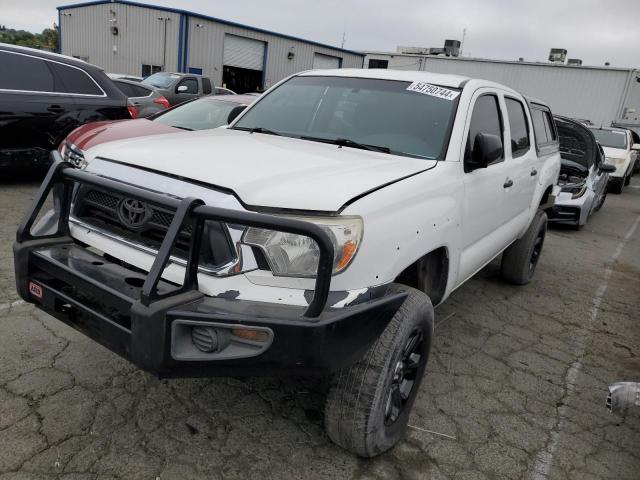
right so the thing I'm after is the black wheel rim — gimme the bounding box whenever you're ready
[384,330,424,426]
[529,230,545,272]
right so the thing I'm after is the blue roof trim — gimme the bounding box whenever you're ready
[56,0,365,57]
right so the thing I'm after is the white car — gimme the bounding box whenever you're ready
[589,126,639,193]
[15,69,560,457]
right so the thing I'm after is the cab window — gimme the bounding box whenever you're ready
[465,94,504,167]
[177,78,198,94]
[505,98,530,157]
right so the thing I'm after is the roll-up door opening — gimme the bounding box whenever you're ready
[222,34,266,93]
[313,53,341,70]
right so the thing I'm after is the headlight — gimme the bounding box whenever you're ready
[60,141,87,169]
[605,157,625,169]
[243,216,363,277]
[561,182,587,199]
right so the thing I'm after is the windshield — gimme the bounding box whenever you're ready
[154,99,239,131]
[589,128,627,149]
[142,72,179,89]
[233,76,459,159]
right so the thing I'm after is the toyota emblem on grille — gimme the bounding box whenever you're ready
[118,198,151,229]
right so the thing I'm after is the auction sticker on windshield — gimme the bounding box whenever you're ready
[406,82,460,101]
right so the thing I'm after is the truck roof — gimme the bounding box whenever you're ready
[299,68,525,94]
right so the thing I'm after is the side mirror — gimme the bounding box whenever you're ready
[599,163,616,173]
[177,85,188,93]
[467,133,503,171]
[226,105,247,124]
[631,143,640,151]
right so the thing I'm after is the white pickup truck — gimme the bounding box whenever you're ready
[15,69,560,457]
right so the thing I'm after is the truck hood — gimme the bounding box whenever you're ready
[602,146,627,160]
[84,128,436,211]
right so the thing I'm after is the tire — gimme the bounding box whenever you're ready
[594,193,607,212]
[324,284,434,458]
[610,179,624,194]
[501,209,547,285]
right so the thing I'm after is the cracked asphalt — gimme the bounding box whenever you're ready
[1,174,639,480]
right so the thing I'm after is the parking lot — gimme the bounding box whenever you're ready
[0,174,637,480]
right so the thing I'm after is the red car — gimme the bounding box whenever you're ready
[59,94,257,167]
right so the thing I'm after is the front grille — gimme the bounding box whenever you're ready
[73,186,235,269]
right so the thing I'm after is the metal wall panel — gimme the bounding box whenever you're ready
[364,53,633,126]
[313,53,341,69]
[223,34,265,70]
[59,3,180,77]
[186,17,363,89]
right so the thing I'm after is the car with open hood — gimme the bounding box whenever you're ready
[15,69,560,457]
[549,116,616,229]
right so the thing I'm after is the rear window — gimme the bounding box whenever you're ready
[0,50,55,92]
[49,62,103,95]
[202,77,212,95]
[505,98,530,157]
[531,106,556,146]
[532,108,548,145]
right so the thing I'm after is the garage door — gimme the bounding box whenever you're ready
[223,34,265,71]
[313,53,341,70]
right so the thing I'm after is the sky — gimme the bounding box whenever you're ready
[2,0,639,68]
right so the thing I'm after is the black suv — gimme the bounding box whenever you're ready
[0,44,130,171]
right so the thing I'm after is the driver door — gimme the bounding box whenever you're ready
[174,77,199,105]
[458,90,517,283]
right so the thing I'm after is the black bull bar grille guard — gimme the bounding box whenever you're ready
[16,154,335,318]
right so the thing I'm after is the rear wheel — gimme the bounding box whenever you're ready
[610,179,624,194]
[324,284,433,458]
[594,192,607,212]
[501,210,547,285]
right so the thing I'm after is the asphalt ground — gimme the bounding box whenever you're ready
[0,173,638,480]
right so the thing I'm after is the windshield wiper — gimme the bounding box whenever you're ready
[234,126,282,136]
[300,135,390,154]
[171,125,193,131]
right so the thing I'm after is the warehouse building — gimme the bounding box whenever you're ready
[57,0,364,93]
[365,50,640,127]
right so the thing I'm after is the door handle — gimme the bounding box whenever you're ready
[47,105,64,113]
[503,178,514,188]
[530,169,538,176]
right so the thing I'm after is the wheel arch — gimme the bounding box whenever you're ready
[394,246,450,306]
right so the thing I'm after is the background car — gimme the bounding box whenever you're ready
[141,72,215,106]
[107,73,144,82]
[588,126,639,192]
[550,116,616,229]
[0,43,131,171]
[611,123,640,173]
[110,78,170,117]
[59,94,258,166]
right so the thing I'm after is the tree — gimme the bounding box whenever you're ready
[0,26,58,51]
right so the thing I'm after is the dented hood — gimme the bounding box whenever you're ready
[84,127,435,211]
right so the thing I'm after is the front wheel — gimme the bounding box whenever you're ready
[324,284,433,458]
[501,209,547,285]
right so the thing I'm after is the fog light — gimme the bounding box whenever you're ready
[232,328,270,343]
[191,326,230,353]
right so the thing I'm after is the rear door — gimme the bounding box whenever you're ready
[503,95,537,227]
[0,49,76,159]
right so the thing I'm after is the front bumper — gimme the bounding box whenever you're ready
[14,156,406,377]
